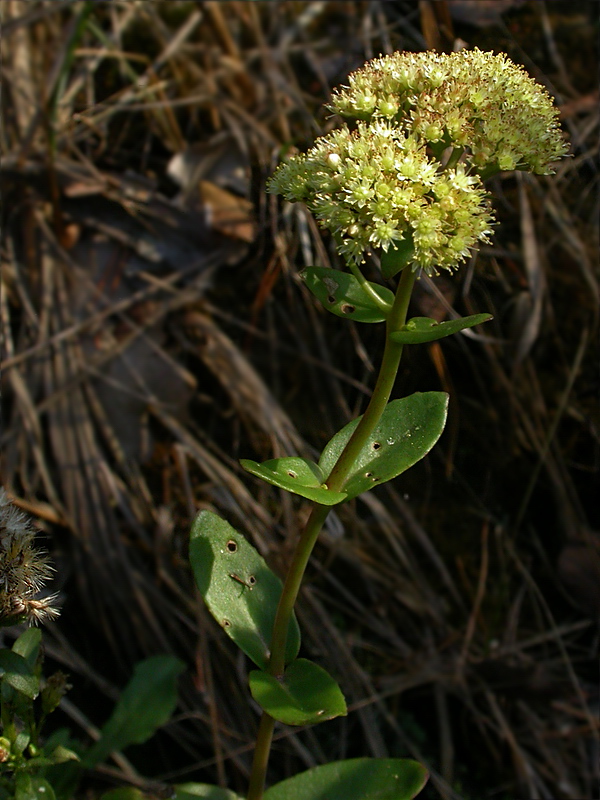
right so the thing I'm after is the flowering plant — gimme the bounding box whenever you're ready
[187,49,567,800]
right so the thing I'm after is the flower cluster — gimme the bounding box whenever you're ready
[269,121,492,274]
[270,48,567,274]
[331,48,568,176]
[1,489,59,626]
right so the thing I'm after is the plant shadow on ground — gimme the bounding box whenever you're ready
[1,1,598,798]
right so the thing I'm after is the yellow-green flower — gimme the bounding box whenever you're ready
[268,122,493,275]
[331,48,568,176]
[270,49,567,275]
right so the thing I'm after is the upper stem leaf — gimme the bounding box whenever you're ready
[302,267,394,322]
[240,457,347,505]
[319,393,449,500]
[389,313,492,344]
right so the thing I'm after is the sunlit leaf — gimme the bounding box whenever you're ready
[319,393,448,499]
[389,314,492,344]
[240,457,347,505]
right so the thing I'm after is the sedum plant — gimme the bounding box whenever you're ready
[187,49,567,800]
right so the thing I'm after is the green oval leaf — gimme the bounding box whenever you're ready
[15,774,56,800]
[36,744,79,767]
[389,313,492,344]
[301,267,394,323]
[380,235,415,279]
[319,393,448,500]
[249,658,347,726]
[240,457,347,506]
[263,758,429,800]
[83,655,185,768]
[189,511,301,670]
[12,627,42,667]
[174,786,244,800]
[0,650,39,699]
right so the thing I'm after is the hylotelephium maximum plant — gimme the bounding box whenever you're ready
[186,48,568,800]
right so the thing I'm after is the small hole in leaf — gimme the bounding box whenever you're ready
[327,295,336,304]
[223,619,231,628]
[226,540,237,553]
[372,441,381,450]
[365,472,373,478]
[341,303,356,315]
[248,575,257,586]
[287,471,297,479]
[372,476,380,482]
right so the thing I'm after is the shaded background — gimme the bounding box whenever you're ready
[1,1,598,798]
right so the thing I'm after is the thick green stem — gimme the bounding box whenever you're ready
[267,504,331,678]
[246,714,276,800]
[326,267,416,491]
[246,266,417,800]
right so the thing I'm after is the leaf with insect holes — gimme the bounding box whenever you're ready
[249,658,347,726]
[240,457,347,505]
[389,314,492,344]
[319,393,448,500]
[263,758,429,800]
[189,511,300,670]
[301,267,394,323]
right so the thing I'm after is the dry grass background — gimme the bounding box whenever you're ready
[1,1,598,798]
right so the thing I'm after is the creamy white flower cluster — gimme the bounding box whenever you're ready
[269,121,492,273]
[332,49,568,176]
[269,49,567,274]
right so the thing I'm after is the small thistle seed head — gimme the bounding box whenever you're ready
[0,489,59,627]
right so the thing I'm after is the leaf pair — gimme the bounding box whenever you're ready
[241,392,449,504]
[302,267,492,342]
[190,513,346,726]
